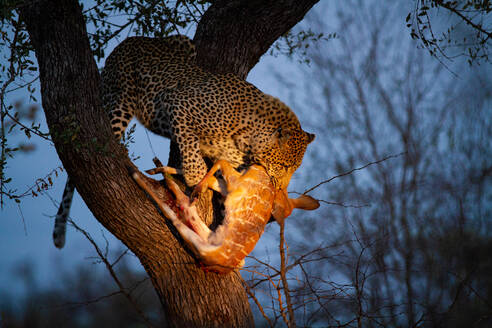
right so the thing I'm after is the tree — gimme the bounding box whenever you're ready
[1,0,491,327]
[1,0,320,326]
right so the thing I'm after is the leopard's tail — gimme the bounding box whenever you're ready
[53,177,75,248]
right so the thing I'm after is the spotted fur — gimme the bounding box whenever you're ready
[54,35,314,248]
[53,178,74,248]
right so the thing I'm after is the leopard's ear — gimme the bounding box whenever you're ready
[306,132,315,144]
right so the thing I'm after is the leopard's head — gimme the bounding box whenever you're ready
[254,126,315,190]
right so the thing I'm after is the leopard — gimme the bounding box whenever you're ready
[53,35,315,248]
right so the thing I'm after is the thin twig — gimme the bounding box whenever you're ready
[56,290,124,308]
[437,1,492,40]
[12,167,63,199]
[243,281,274,328]
[319,199,370,208]
[279,220,296,327]
[5,75,39,93]
[112,248,130,267]
[17,203,27,236]
[303,152,407,194]
[4,110,51,141]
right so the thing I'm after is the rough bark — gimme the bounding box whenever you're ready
[19,0,318,326]
[195,0,319,79]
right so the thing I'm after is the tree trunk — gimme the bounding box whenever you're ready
[19,0,318,326]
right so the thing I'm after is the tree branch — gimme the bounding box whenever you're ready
[436,1,492,40]
[303,152,407,194]
[278,219,296,327]
[194,0,319,78]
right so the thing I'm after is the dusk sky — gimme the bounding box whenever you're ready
[1,1,490,325]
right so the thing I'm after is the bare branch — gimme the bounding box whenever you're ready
[279,219,296,327]
[303,152,407,194]
[436,1,492,40]
[68,219,156,328]
[243,281,274,328]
